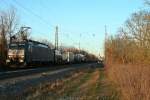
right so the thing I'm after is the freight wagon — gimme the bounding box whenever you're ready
[54,49,62,64]
[62,51,74,63]
[74,54,85,62]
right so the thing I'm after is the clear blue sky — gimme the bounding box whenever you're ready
[0,0,144,56]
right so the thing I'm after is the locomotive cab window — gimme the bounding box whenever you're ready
[9,43,25,49]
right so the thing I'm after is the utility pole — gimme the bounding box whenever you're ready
[79,33,81,53]
[55,26,58,50]
[54,26,58,64]
[104,25,108,62]
[79,42,80,51]
[105,25,107,42]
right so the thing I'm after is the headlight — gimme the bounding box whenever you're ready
[20,55,24,58]
[6,59,10,63]
[8,55,12,58]
[19,59,24,63]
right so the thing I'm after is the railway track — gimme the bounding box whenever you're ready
[0,63,102,100]
[0,63,96,81]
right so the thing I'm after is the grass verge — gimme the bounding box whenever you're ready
[26,67,118,100]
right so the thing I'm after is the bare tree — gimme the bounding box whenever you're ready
[0,16,7,65]
[0,8,19,65]
[105,10,150,65]
[0,8,19,43]
[145,0,150,6]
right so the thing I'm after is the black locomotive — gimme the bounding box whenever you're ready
[6,39,54,67]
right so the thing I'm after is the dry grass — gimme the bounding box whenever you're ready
[107,64,150,100]
[25,70,85,100]
[52,68,118,100]
[25,68,118,100]
[79,70,99,91]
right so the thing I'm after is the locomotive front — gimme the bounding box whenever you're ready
[6,41,26,65]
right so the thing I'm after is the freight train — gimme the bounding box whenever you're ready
[6,39,97,68]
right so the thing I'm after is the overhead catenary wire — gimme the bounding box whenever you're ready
[1,0,95,51]
[12,0,77,43]
[12,0,54,29]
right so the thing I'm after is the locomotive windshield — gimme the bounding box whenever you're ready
[9,43,25,50]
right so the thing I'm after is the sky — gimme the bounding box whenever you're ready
[0,0,144,56]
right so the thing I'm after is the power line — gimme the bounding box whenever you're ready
[2,0,52,30]
[2,0,94,51]
[2,0,87,41]
[7,0,78,45]
[12,0,54,28]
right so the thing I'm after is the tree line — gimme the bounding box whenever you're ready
[105,9,150,65]
[105,1,150,100]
